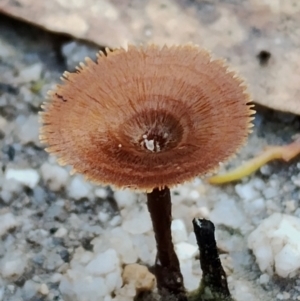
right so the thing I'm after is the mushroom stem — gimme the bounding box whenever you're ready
[147,187,187,300]
[190,218,233,301]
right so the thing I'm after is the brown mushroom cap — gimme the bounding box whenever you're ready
[40,44,254,191]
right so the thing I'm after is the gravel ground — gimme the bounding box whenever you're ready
[0,15,300,301]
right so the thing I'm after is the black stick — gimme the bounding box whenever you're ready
[191,218,233,301]
[147,187,187,300]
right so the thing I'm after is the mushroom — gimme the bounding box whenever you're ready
[39,44,254,300]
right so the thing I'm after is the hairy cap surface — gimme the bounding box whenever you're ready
[40,44,254,190]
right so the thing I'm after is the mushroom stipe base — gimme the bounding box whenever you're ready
[146,189,233,301]
[147,187,187,300]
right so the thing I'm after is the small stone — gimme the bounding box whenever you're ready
[104,296,112,301]
[50,273,62,283]
[98,211,110,223]
[193,206,210,219]
[40,162,69,191]
[131,234,155,265]
[122,209,152,235]
[5,168,40,189]
[248,213,300,277]
[54,227,68,238]
[0,212,18,236]
[210,199,246,229]
[122,264,156,292]
[235,182,260,201]
[171,219,188,244]
[284,200,296,213]
[22,280,40,300]
[95,188,108,199]
[39,283,49,295]
[17,115,40,145]
[244,198,266,217]
[27,229,48,245]
[0,178,23,204]
[259,273,270,285]
[175,242,198,261]
[109,215,122,227]
[18,63,43,83]
[85,249,120,276]
[262,187,278,199]
[68,175,92,200]
[105,270,122,293]
[114,189,137,208]
[108,227,138,264]
[59,270,108,300]
[43,252,64,271]
[189,190,200,200]
[0,253,27,279]
[115,283,136,298]
[33,186,47,205]
[232,280,256,301]
[275,244,300,278]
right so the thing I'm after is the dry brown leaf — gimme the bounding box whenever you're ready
[0,0,299,114]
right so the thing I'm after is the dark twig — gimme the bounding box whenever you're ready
[190,218,233,301]
[147,187,187,301]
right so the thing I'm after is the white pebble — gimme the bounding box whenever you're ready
[259,273,270,285]
[85,249,120,276]
[114,189,136,208]
[39,283,49,295]
[0,252,27,279]
[18,62,43,82]
[248,213,300,277]
[262,187,278,199]
[105,270,122,293]
[109,215,122,227]
[235,182,260,201]
[5,168,40,189]
[22,280,40,300]
[108,228,138,264]
[40,163,69,191]
[68,176,92,200]
[95,188,108,199]
[122,210,152,235]
[232,280,257,301]
[131,234,155,265]
[54,227,68,238]
[210,199,246,229]
[275,244,300,278]
[60,270,108,300]
[171,219,188,244]
[50,273,62,283]
[0,212,18,236]
[0,178,23,203]
[17,115,40,145]
[98,211,110,223]
[243,198,266,217]
[189,190,200,200]
[175,242,198,261]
